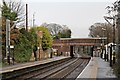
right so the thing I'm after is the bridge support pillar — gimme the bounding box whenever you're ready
[70,46,74,58]
[91,46,94,57]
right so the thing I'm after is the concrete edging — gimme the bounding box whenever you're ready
[76,57,92,78]
[76,57,98,79]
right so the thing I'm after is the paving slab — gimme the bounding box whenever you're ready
[97,57,116,78]
[76,57,97,79]
[76,57,117,79]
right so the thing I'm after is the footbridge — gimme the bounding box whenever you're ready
[52,38,107,57]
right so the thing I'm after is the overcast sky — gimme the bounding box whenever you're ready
[24,0,115,38]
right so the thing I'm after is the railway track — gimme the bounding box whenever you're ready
[15,58,76,80]
[2,57,71,80]
[41,58,90,80]
[2,57,90,80]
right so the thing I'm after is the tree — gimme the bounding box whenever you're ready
[59,25,71,38]
[1,0,25,62]
[41,23,63,37]
[88,23,113,43]
[29,27,38,61]
[29,27,38,47]
[109,0,120,77]
[37,26,52,51]
[13,28,38,62]
[10,28,20,45]
[103,0,120,77]
[58,28,71,38]
[41,23,72,39]
[1,0,25,28]
[14,29,33,62]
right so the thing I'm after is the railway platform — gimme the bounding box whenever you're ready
[77,57,117,79]
[1,56,69,74]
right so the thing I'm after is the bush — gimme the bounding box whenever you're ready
[14,32,32,63]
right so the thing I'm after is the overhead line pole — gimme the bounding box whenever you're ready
[26,4,28,32]
[116,0,120,66]
[104,15,116,65]
[33,12,35,27]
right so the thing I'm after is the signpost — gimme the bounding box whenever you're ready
[10,45,14,64]
[6,19,10,65]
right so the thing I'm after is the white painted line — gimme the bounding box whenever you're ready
[76,57,92,79]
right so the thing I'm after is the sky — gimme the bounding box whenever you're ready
[15,0,116,38]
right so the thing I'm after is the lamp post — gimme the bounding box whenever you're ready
[102,28,106,60]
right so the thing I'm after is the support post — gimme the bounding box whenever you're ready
[110,44,112,67]
[91,46,94,57]
[26,4,28,31]
[70,46,74,58]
